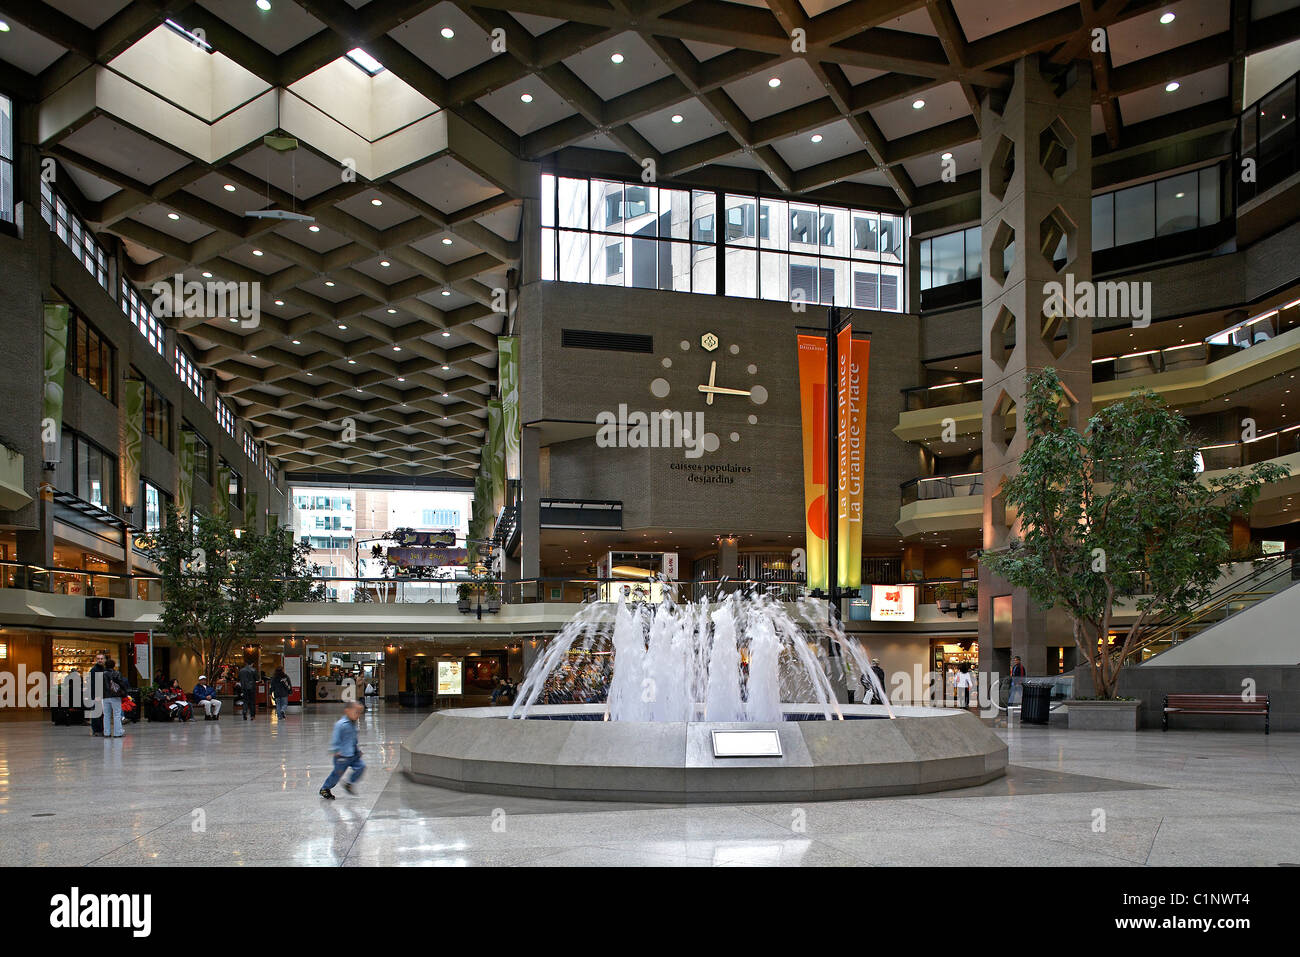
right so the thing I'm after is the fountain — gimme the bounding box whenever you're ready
[401,591,1007,802]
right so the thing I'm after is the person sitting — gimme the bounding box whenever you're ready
[192,675,222,721]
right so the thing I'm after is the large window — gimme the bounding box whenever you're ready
[41,182,110,291]
[140,480,171,531]
[65,311,115,402]
[175,345,203,400]
[133,372,172,449]
[918,225,981,292]
[55,429,117,513]
[222,461,243,510]
[216,399,236,437]
[422,508,460,528]
[1092,163,1222,251]
[121,280,166,357]
[182,423,212,484]
[0,94,13,225]
[540,174,905,311]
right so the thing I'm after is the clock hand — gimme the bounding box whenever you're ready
[697,384,752,396]
[706,360,717,406]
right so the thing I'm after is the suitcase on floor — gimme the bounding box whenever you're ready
[51,707,85,726]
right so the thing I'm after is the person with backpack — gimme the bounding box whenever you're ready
[238,656,259,720]
[271,667,292,719]
[99,656,129,738]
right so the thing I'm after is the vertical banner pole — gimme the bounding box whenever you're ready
[826,306,840,627]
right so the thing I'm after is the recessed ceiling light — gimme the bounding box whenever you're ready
[441,364,449,370]
[347,358,356,364]
[387,308,397,314]
[249,355,256,359]
[338,324,347,330]
[346,47,384,75]
[0,21,9,32]
[941,151,953,160]
[610,52,624,64]
[380,260,391,267]
[520,93,533,103]
[306,371,313,376]
[252,249,264,256]
[308,224,321,232]
[202,271,212,278]
[393,345,402,351]
[274,299,284,306]
[371,198,383,206]
[441,237,453,245]
[912,99,925,109]
[810,134,823,143]
[441,331,451,337]
[223,183,236,192]
[256,0,271,11]
[768,77,781,88]
[167,212,180,220]
[440,26,455,39]
[398,377,406,382]
[1165,81,1180,92]
[229,318,239,324]
[1160,11,1175,24]
[291,339,301,345]
[324,280,335,287]
[671,114,683,124]
[440,289,451,296]
[442,392,448,397]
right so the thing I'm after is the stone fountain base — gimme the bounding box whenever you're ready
[400,704,1007,803]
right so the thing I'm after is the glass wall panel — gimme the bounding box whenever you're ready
[760,198,787,249]
[661,189,691,240]
[820,206,850,258]
[725,194,757,244]
[541,173,555,227]
[541,227,556,280]
[930,230,964,286]
[759,250,787,301]
[963,225,981,280]
[852,212,878,258]
[724,246,756,297]
[692,245,716,293]
[1155,172,1198,236]
[1113,182,1155,246]
[558,177,588,230]
[852,263,879,309]
[879,213,903,263]
[591,180,623,232]
[558,231,590,282]
[1091,193,1114,250]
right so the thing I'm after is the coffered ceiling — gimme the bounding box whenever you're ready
[1,0,1296,482]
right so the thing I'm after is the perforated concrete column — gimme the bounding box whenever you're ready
[978,57,1094,680]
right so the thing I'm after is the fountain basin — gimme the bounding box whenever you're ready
[400,704,1007,803]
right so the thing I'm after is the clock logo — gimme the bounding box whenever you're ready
[648,335,769,452]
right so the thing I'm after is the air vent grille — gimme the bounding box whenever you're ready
[561,329,653,353]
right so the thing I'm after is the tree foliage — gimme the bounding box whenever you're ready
[137,510,323,679]
[981,369,1287,698]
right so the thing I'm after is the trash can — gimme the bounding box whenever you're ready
[1020,678,1054,725]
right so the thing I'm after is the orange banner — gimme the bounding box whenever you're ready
[837,331,869,589]
[797,334,829,591]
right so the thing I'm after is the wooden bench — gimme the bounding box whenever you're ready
[1163,694,1269,734]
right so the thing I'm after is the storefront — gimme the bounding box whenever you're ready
[931,638,979,707]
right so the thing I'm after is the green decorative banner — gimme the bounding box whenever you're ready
[498,336,520,482]
[246,490,259,533]
[214,464,231,520]
[123,379,144,520]
[177,429,196,519]
[41,303,70,462]
[487,398,505,519]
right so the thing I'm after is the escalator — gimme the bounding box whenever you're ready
[1123,549,1300,663]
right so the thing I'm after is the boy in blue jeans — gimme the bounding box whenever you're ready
[319,701,365,799]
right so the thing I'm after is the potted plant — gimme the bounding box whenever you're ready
[962,581,978,610]
[485,581,501,613]
[456,582,472,613]
[935,583,955,612]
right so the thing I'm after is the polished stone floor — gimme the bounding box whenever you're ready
[2,704,1298,866]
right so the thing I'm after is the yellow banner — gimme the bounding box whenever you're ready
[797,335,829,591]
[837,331,869,588]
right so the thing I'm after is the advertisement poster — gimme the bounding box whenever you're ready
[870,584,916,622]
[437,660,463,695]
[284,654,303,705]
[133,631,151,685]
[796,334,829,590]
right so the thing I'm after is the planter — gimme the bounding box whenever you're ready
[487,598,501,613]
[456,599,471,613]
[1066,698,1140,731]
[398,691,434,708]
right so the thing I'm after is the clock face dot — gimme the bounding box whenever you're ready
[650,377,670,399]
[749,384,768,405]
[747,363,757,374]
[702,432,720,453]
[748,414,758,425]
[679,340,690,351]
[729,431,740,443]
[729,344,739,355]
[661,357,672,368]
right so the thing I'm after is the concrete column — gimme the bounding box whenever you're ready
[521,425,541,581]
[717,536,739,580]
[978,56,1094,680]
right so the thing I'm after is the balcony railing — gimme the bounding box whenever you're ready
[1238,69,1299,205]
[900,473,983,506]
[903,379,982,410]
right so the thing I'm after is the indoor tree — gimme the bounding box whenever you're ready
[981,368,1288,699]
[137,510,323,680]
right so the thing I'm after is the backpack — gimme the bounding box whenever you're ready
[105,671,128,698]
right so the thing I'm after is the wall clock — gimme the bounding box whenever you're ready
[648,332,769,451]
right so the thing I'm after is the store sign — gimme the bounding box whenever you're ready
[133,631,151,684]
[437,660,463,695]
[870,584,916,622]
[662,552,679,580]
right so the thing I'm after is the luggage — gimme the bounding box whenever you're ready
[51,707,85,726]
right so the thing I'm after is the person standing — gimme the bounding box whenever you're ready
[955,663,973,708]
[192,675,221,720]
[871,659,887,704]
[271,667,292,719]
[88,651,106,737]
[319,701,365,800]
[100,656,128,738]
[238,656,259,720]
[1009,655,1026,707]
